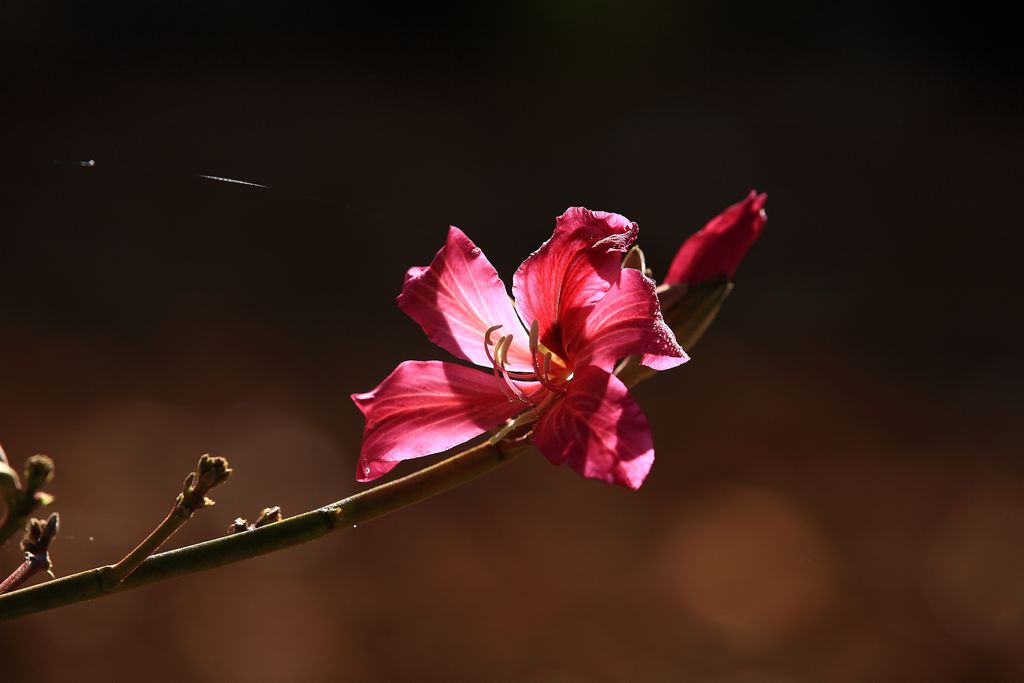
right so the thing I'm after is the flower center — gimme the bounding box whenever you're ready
[527,319,572,391]
[483,321,571,404]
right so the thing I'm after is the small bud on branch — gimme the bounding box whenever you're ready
[0,513,60,595]
[227,506,283,534]
[0,448,56,548]
[178,454,232,514]
[23,455,55,494]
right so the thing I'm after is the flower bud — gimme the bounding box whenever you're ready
[253,506,282,528]
[196,454,232,489]
[664,191,766,285]
[228,518,250,534]
[21,512,60,555]
[23,455,55,494]
[179,454,233,513]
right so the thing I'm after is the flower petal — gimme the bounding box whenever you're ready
[398,227,533,372]
[532,366,655,489]
[665,191,767,285]
[563,267,688,372]
[512,208,637,357]
[351,360,531,482]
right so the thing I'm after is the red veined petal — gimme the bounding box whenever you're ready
[398,227,533,372]
[351,360,534,482]
[512,208,637,357]
[664,191,766,285]
[563,267,688,372]
[532,366,655,489]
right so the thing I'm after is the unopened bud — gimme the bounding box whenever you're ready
[21,512,60,555]
[23,455,54,493]
[253,506,282,528]
[196,454,232,489]
[180,454,232,513]
[228,518,250,534]
[664,191,766,286]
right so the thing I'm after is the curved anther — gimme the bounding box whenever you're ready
[490,333,534,405]
[497,334,511,365]
[484,324,536,380]
[483,324,504,366]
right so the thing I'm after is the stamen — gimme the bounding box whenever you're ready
[485,320,565,401]
[483,323,540,387]
[506,370,539,380]
[538,352,565,393]
[529,320,547,381]
[491,367,519,403]
[495,334,511,368]
[483,324,503,366]
[500,336,535,404]
[490,334,535,405]
[526,319,568,394]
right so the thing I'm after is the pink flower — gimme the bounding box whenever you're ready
[664,191,767,285]
[352,208,688,489]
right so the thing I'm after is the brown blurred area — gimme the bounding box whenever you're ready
[1,2,1022,681]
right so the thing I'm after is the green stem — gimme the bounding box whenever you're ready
[0,438,532,621]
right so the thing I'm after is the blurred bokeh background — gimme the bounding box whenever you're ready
[1,2,1022,681]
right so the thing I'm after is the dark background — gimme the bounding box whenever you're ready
[1,2,1022,681]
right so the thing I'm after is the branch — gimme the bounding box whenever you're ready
[0,276,733,621]
[101,455,231,587]
[0,437,532,621]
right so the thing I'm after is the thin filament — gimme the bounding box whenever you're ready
[528,319,565,393]
[491,334,534,405]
